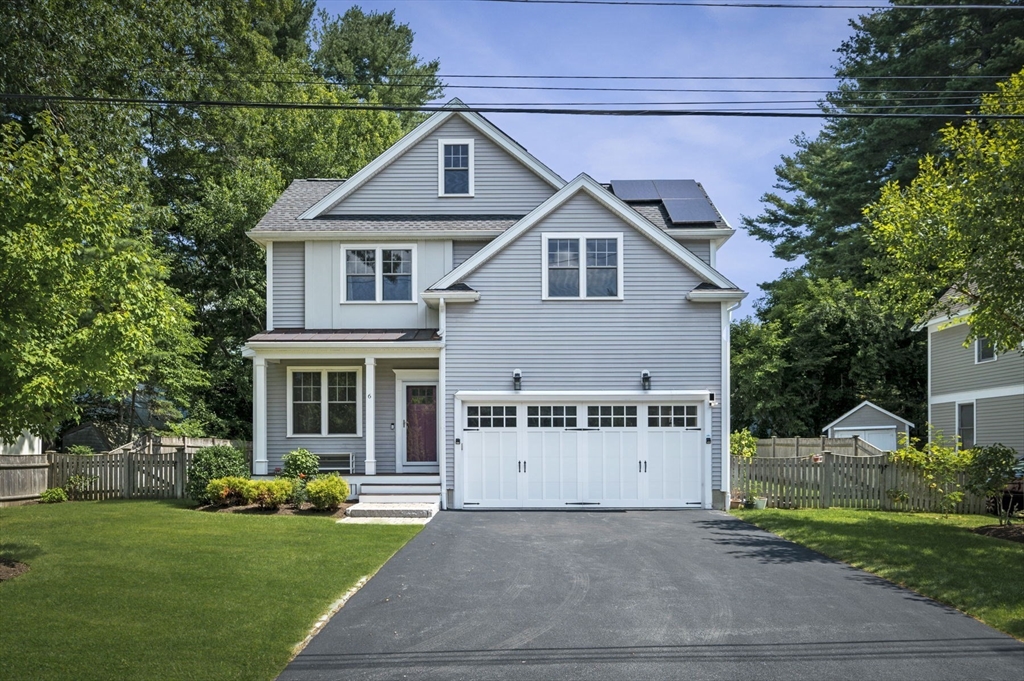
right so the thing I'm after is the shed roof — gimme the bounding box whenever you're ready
[821,400,915,433]
[247,329,440,343]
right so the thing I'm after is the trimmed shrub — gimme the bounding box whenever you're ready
[40,487,68,503]
[282,448,320,479]
[245,479,293,510]
[205,476,252,506]
[186,446,249,504]
[306,473,349,511]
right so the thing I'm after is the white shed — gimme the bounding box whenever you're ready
[821,401,914,452]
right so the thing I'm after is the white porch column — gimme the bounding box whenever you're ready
[364,357,376,475]
[253,356,268,475]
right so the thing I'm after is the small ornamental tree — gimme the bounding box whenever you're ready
[281,448,320,479]
[892,428,974,516]
[965,444,1020,526]
[731,429,758,504]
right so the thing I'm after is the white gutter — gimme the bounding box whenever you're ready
[721,301,741,505]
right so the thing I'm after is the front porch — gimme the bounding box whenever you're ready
[243,330,446,503]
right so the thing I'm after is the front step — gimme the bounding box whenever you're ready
[345,500,439,518]
[358,483,441,496]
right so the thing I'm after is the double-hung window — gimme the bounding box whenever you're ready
[344,246,415,303]
[976,337,997,363]
[288,367,361,436]
[542,233,623,300]
[438,139,474,196]
[956,402,975,449]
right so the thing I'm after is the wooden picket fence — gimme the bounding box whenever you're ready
[48,437,252,501]
[731,453,987,514]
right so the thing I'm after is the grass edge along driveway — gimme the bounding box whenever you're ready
[732,508,1024,640]
[0,500,421,680]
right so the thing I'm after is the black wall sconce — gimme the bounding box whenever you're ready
[641,370,651,390]
[512,368,522,391]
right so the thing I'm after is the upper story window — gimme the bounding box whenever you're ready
[343,245,415,303]
[541,233,623,300]
[976,337,997,363]
[288,367,361,437]
[438,139,474,196]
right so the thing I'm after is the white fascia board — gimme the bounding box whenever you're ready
[687,289,747,303]
[244,342,442,360]
[421,290,480,308]
[248,229,506,245]
[431,174,741,291]
[833,425,900,432]
[298,101,566,219]
[454,389,712,403]
[820,400,915,433]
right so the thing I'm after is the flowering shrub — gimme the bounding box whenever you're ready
[282,448,320,479]
[306,473,349,511]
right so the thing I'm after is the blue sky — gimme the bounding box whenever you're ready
[317,0,869,314]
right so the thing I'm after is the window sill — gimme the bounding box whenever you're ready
[286,434,362,439]
[541,296,624,302]
[340,300,418,305]
[438,193,474,198]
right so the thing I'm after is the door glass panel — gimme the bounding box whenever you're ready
[407,386,437,462]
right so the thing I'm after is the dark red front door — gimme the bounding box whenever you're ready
[406,385,437,463]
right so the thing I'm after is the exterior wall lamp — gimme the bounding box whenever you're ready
[641,370,651,391]
[512,368,522,391]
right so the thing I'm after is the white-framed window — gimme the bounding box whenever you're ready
[438,139,474,197]
[956,401,975,450]
[975,337,997,363]
[542,233,623,300]
[342,245,416,303]
[287,367,362,437]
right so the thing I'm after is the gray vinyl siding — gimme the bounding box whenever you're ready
[444,191,724,491]
[326,117,557,215]
[831,406,906,430]
[266,360,366,473]
[977,394,1024,455]
[272,242,305,328]
[930,402,956,444]
[931,323,1024,396]
[453,240,489,267]
[680,241,712,266]
[304,240,445,329]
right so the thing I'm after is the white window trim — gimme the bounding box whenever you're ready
[954,400,976,450]
[438,138,475,197]
[286,366,363,438]
[974,338,997,364]
[341,244,418,305]
[541,232,624,301]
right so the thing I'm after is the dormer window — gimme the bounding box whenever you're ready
[439,139,474,196]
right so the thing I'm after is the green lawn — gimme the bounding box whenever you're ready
[0,500,421,680]
[732,508,1024,639]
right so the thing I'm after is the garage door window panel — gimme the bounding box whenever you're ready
[527,405,577,428]
[587,405,637,428]
[648,405,699,429]
[467,405,517,428]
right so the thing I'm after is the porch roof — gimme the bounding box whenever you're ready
[248,329,441,343]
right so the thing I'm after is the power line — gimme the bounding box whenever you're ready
[5,92,1022,119]
[442,0,1024,9]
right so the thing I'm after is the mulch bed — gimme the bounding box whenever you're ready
[971,524,1024,544]
[197,501,353,519]
[0,558,30,582]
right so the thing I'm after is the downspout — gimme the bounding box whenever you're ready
[438,298,448,510]
[721,301,741,505]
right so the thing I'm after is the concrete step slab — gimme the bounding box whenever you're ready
[345,501,439,518]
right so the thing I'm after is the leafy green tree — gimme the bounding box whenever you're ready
[892,428,974,516]
[313,6,444,127]
[866,71,1024,351]
[964,443,1020,526]
[0,116,200,442]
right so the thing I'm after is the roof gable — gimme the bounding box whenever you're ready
[821,400,915,432]
[298,100,565,219]
[430,174,740,291]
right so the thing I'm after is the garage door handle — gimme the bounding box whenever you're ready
[639,461,642,473]
[518,461,521,473]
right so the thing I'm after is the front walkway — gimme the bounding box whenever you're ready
[280,511,1024,680]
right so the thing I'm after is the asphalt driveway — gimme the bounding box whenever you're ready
[280,511,1024,680]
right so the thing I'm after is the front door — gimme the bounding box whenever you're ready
[405,385,438,466]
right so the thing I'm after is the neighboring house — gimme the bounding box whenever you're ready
[820,400,914,452]
[60,423,113,453]
[1,431,42,457]
[243,100,746,510]
[921,304,1024,455]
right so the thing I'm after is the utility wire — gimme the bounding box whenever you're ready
[434,0,1024,9]
[4,92,1022,119]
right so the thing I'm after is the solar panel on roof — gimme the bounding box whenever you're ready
[609,180,659,201]
[663,198,721,224]
[653,180,704,199]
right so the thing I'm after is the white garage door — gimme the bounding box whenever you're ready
[462,402,705,509]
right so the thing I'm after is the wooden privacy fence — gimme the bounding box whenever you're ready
[0,454,49,504]
[757,436,885,458]
[48,436,252,501]
[731,453,987,514]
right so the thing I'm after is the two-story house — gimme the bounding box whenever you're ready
[922,302,1024,455]
[243,101,746,510]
